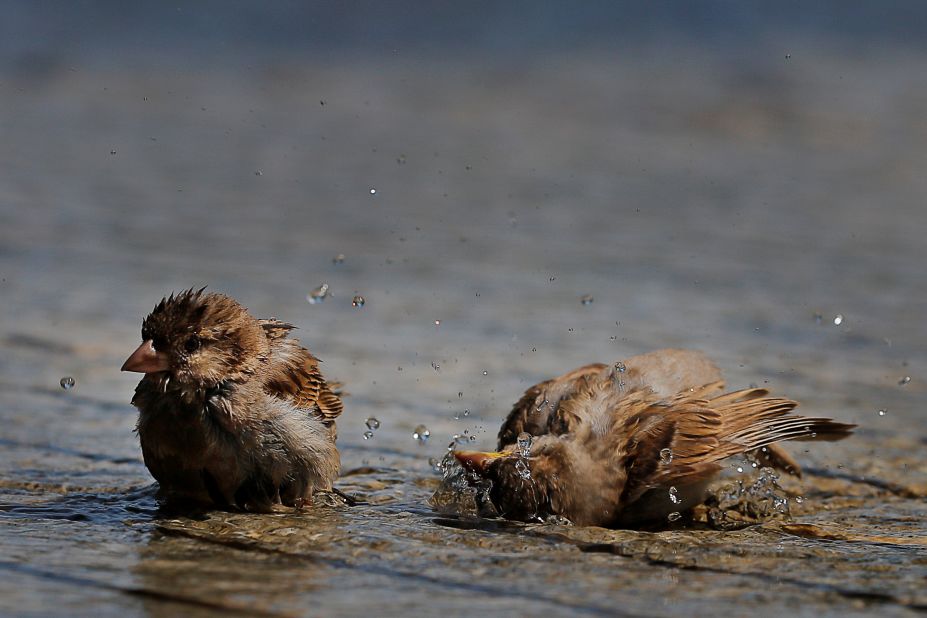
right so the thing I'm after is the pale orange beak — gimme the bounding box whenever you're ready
[454,450,507,474]
[121,340,170,374]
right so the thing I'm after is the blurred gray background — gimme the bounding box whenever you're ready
[1,2,925,616]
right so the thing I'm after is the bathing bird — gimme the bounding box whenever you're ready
[454,349,854,526]
[122,288,343,511]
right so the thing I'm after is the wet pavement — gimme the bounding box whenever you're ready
[1,27,926,618]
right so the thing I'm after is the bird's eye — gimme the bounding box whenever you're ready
[151,337,167,352]
[184,335,201,353]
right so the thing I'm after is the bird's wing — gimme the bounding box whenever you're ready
[613,386,854,506]
[262,335,343,426]
[607,391,722,507]
[496,363,607,448]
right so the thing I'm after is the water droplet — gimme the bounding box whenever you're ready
[59,376,75,390]
[254,169,263,176]
[447,434,470,451]
[306,283,330,304]
[736,466,744,473]
[363,430,374,440]
[412,425,430,444]
[795,495,804,504]
[580,294,594,306]
[457,391,463,398]
[615,362,627,373]
[434,320,441,326]
[463,409,470,417]
[516,432,532,457]
[667,511,682,522]
[878,409,887,416]
[431,361,440,371]
[833,314,844,326]
[469,435,476,442]
[482,370,488,376]
[660,448,673,465]
[110,149,117,155]
[514,458,531,480]
[813,312,823,324]
[369,188,377,195]
[332,253,345,264]
[365,417,380,430]
[352,295,365,307]
[785,53,792,60]
[898,376,911,386]
[669,486,680,504]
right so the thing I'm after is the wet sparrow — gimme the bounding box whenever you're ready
[122,288,343,512]
[455,349,855,526]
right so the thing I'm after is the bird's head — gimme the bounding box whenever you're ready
[454,435,615,525]
[122,288,271,388]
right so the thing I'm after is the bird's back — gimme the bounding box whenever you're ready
[498,349,722,448]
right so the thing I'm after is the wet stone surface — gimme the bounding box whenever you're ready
[2,41,927,618]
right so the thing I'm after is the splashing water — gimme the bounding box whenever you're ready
[429,451,497,518]
[446,434,470,451]
[412,425,430,444]
[516,432,532,457]
[705,463,792,530]
[307,283,330,304]
[614,362,627,391]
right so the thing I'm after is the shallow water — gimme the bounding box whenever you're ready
[2,24,926,617]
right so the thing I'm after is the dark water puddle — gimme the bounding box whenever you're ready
[0,485,159,525]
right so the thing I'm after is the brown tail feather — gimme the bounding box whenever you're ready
[710,389,855,458]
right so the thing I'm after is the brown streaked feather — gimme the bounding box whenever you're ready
[263,337,344,425]
[622,387,854,495]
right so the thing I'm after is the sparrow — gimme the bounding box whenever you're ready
[454,349,855,527]
[122,288,343,512]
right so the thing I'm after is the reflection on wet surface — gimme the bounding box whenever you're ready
[2,22,926,618]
